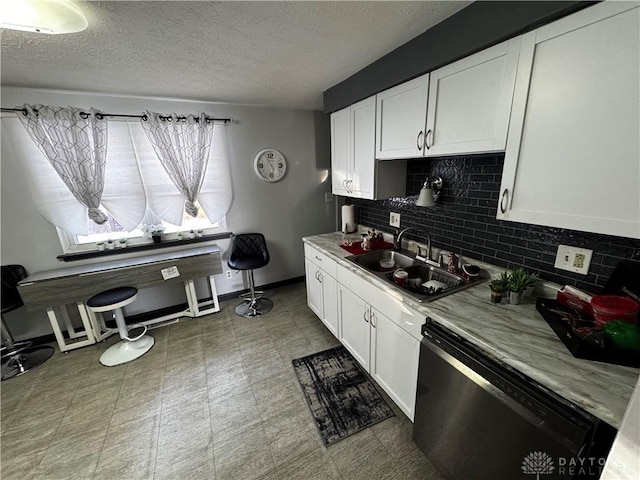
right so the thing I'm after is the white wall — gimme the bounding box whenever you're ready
[1,87,335,340]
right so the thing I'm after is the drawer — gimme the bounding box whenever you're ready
[304,244,337,278]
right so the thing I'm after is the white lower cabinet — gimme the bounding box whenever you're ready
[369,306,420,420]
[336,276,420,420]
[337,283,371,370]
[304,243,422,420]
[304,245,338,337]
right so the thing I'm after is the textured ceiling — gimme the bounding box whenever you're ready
[1,1,471,110]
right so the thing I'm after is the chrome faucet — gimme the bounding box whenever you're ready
[394,226,433,263]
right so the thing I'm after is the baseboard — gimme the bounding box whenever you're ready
[25,276,305,346]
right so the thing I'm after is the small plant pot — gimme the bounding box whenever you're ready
[118,241,127,248]
[196,231,203,238]
[107,242,115,250]
[152,234,161,244]
[509,291,522,305]
[96,243,105,251]
[490,291,504,304]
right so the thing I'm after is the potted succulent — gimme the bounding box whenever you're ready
[143,224,165,244]
[196,229,204,238]
[177,232,184,240]
[106,239,115,250]
[96,241,106,251]
[489,271,510,304]
[507,268,538,305]
[118,237,127,248]
[188,229,195,239]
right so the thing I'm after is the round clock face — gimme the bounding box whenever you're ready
[254,148,287,182]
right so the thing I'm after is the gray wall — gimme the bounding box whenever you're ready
[1,87,335,340]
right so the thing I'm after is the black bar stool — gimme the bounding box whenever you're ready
[86,287,154,366]
[1,265,54,381]
[228,233,273,317]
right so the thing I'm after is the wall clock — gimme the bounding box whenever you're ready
[254,148,287,182]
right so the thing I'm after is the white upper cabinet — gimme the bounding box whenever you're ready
[424,38,520,156]
[375,74,429,159]
[331,96,406,200]
[330,107,350,196]
[350,97,376,198]
[498,2,640,239]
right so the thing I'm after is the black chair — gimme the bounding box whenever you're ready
[1,265,54,381]
[228,233,273,317]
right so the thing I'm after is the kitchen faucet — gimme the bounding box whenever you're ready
[394,227,435,264]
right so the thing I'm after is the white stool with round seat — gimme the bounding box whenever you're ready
[86,287,154,366]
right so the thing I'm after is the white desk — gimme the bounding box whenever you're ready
[18,245,223,352]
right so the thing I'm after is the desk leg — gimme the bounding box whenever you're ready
[185,275,220,316]
[61,307,84,339]
[79,304,117,342]
[46,305,98,353]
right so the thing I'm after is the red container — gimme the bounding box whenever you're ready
[591,295,640,327]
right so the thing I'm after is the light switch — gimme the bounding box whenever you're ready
[390,212,401,228]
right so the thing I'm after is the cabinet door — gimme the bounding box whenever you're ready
[350,96,376,199]
[331,107,351,196]
[319,269,338,337]
[337,284,369,370]
[305,259,324,319]
[369,307,420,420]
[425,38,520,156]
[375,74,429,159]
[499,2,640,238]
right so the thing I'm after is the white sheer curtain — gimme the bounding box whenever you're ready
[135,112,232,226]
[17,105,109,225]
[5,105,146,235]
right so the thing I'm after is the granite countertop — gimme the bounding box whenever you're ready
[303,232,640,429]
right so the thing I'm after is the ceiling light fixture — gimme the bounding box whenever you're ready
[416,176,443,207]
[1,0,87,34]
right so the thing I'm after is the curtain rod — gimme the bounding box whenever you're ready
[1,107,232,123]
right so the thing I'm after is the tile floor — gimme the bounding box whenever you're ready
[1,283,441,480]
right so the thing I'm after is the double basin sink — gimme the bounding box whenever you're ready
[345,249,486,303]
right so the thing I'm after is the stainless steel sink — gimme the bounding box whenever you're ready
[345,249,486,302]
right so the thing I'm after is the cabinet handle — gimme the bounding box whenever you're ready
[500,188,509,214]
[370,311,377,328]
[342,179,348,192]
[317,272,323,284]
[348,180,353,193]
[363,309,369,323]
[315,255,322,262]
[425,129,432,150]
[416,131,424,151]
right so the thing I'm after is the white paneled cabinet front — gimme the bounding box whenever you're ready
[375,74,429,159]
[498,2,640,239]
[424,38,520,156]
[305,259,338,337]
[336,265,421,420]
[369,306,419,419]
[337,283,370,370]
[304,244,338,337]
[330,97,374,199]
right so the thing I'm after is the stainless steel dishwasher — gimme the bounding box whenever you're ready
[413,318,616,480]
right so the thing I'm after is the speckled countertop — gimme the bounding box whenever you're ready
[303,232,640,429]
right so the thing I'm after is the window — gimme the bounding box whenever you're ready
[3,114,231,254]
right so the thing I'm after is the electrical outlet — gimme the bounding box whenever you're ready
[554,245,593,275]
[225,270,233,279]
[324,192,334,202]
[390,212,401,228]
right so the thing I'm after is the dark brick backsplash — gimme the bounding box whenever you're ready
[348,155,640,294]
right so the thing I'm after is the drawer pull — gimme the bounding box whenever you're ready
[416,131,424,151]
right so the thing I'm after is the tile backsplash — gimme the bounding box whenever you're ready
[348,155,640,293]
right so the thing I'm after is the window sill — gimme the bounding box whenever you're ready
[57,232,232,262]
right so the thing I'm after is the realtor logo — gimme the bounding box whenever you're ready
[522,451,555,479]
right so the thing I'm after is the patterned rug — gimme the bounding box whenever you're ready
[292,345,395,446]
